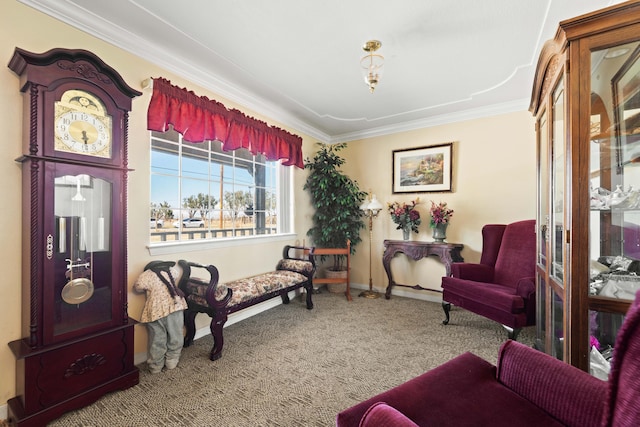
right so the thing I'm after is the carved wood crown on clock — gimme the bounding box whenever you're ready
[8,47,139,101]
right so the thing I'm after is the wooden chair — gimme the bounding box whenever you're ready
[311,240,352,301]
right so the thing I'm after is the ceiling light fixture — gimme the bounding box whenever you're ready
[361,40,384,93]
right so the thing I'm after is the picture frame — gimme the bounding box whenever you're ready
[392,142,453,194]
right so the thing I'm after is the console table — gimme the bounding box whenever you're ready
[382,240,464,299]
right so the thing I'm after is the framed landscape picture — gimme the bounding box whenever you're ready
[392,143,453,193]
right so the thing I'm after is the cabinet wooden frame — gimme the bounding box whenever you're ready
[530,1,640,373]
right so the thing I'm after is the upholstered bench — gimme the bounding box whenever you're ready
[177,245,315,360]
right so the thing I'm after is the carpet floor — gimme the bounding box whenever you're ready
[49,290,534,426]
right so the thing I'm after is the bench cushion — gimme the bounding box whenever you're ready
[183,270,308,308]
[277,258,314,275]
[221,270,308,306]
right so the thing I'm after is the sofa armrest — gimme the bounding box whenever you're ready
[451,263,494,282]
[358,402,419,427]
[497,340,606,427]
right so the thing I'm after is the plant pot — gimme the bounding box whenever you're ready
[325,268,348,293]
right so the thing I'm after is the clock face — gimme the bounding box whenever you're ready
[54,90,113,158]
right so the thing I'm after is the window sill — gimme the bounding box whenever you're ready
[147,233,297,256]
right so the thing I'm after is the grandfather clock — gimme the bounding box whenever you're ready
[7,48,141,426]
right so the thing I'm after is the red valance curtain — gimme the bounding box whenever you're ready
[147,77,303,168]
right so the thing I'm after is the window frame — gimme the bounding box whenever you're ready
[147,130,294,256]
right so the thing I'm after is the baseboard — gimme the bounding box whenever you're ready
[0,405,6,424]
[349,282,443,303]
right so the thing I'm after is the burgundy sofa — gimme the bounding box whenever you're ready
[336,289,640,427]
[441,220,536,339]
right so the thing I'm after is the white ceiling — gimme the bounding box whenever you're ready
[20,0,622,142]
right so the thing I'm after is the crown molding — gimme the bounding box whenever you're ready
[330,98,530,143]
[19,0,530,146]
[19,0,332,143]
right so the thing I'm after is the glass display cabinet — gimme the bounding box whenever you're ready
[530,1,640,375]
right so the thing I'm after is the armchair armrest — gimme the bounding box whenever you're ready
[451,263,494,282]
[514,276,535,299]
[497,340,606,427]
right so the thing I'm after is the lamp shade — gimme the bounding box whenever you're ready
[361,194,383,212]
[361,53,384,92]
[360,40,384,93]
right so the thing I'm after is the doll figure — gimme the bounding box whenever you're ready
[134,261,187,373]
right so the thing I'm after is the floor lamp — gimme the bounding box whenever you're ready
[359,194,383,298]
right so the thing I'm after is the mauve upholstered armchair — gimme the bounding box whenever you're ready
[337,290,640,427]
[441,219,536,340]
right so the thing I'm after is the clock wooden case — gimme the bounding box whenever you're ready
[7,47,141,426]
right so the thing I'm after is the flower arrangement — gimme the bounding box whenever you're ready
[388,199,421,233]
[429,201,454,228]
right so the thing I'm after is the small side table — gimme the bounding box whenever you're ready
[382,240,464,299]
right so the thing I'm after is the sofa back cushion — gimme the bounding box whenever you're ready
[603,290,640,427]
[493,220,536,287]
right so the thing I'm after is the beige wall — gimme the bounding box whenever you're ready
[0,2,315,410]
[0,1,536,415]
[344,111,536,296]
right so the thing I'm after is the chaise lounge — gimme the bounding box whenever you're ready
[336,289,640,427]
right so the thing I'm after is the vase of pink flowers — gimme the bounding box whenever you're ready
[388,199,421,240]
[430,201,454,242]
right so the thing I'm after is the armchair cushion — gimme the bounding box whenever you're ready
[442,277,528,327]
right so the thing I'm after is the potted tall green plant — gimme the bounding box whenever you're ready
[304,142,367,278]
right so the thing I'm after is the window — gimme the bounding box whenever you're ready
[150,129,291,245]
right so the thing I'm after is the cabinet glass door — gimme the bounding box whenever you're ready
[536,109,549,353]
[550,77,566,360]
[551,78,565,285]
[589,38,640,376]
